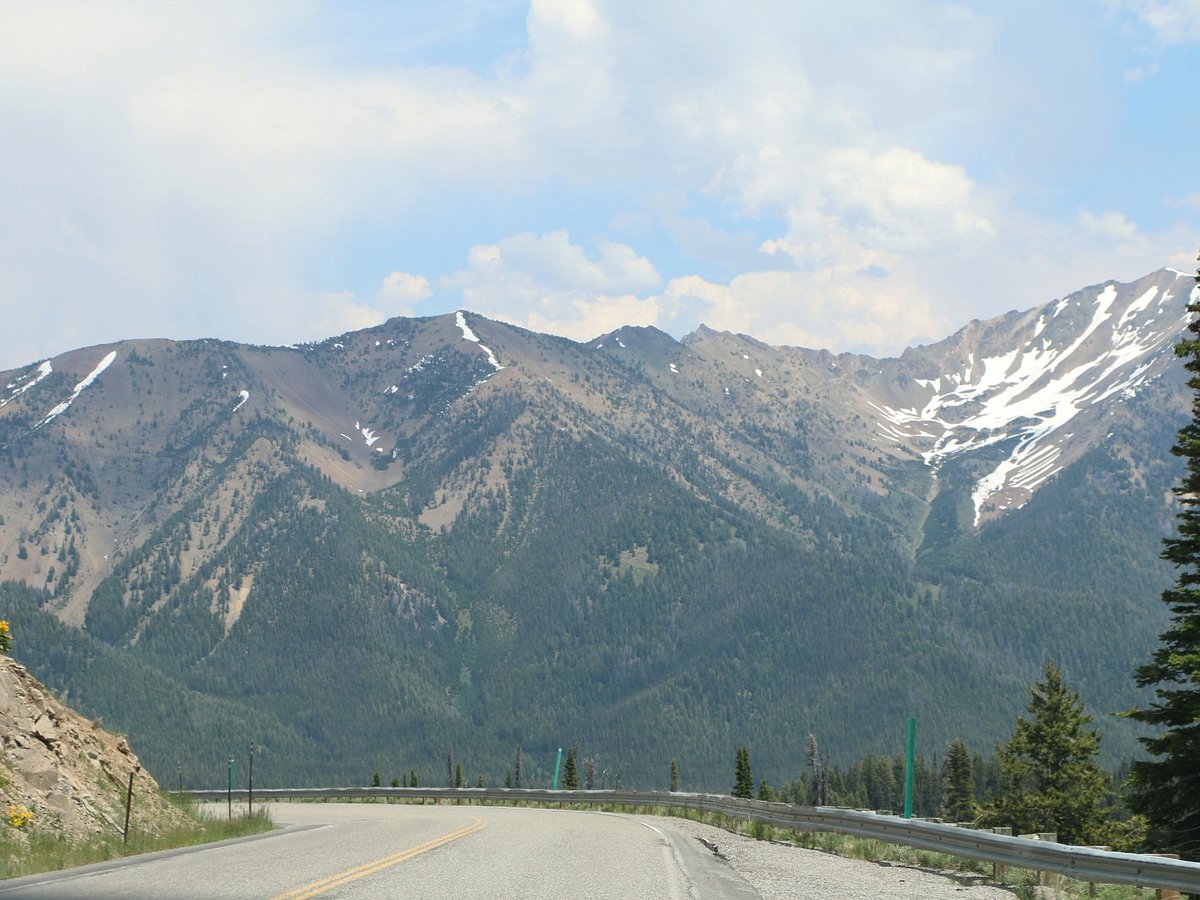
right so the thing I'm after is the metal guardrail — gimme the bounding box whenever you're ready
[183,786,1200,893]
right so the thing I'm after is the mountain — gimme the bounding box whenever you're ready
[0,268,1194,791]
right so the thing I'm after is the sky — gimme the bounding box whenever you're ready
[1,0,1198,371]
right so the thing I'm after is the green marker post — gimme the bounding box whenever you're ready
[903,718,916,819]
[552,748,563,790]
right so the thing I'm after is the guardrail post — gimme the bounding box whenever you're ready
[991,827,1011,880]
[1151,855,1182,900]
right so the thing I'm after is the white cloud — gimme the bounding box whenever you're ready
[308,291,388,340]
[1118,0,1200,43]
[377,272,432,314]
[1080,209,1141,241]
[444,230,661,339]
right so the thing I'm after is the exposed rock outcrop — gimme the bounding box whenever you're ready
[0,656,188,841]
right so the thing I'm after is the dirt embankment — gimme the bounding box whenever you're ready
[0,656,188,841]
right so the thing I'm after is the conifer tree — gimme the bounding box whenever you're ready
[562,746,579,790]
[670,758,679,792]
[514,746,523,789]
[372,771,381,787]
[757,779,774,802]
[1126,250,1200,858]
[454,761,463,789]
[733,746,753,799]
[980,660,1110,844]
[942,740,976,822]
[807,734,829,806]
[410,770,417,787]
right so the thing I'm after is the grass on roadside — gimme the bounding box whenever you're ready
[0,795,273,881]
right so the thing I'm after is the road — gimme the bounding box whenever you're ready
[0,802,759,899]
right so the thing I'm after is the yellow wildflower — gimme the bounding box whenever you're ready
[0,619,10,654]
[6,804,33,829]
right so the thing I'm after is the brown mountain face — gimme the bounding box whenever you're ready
[0,267,1192,786]
[0,269,1192,629]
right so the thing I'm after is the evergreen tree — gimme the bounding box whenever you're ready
[447,747,454,788]
[980,660,1111,844]
[372,771,381,787]
[562,746,579,790]
[505,770,513,788]
[476,774,484,788]
[757,779,774,802]
[514,746,523,789]
[670,758,679,792]
[807,734,829,806]
[1127,250,1200,859]
[410,770,417,787]
[454,761,464,788]
[390,777,400,788]
[942,740,976,822]
[733,746,753,799]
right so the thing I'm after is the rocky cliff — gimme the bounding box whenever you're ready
[0,655,187,842]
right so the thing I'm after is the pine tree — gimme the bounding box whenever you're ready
[757,779,774,802]
[505,770,513,788]
[1126,251,1200,859]
[807,734,829,806]
[562,746,579,790]
[670,758,679,792]
[447,747,454,788]
[942,740,976,823]
[372,771,381,787]
[514,746,523,789]
[733,746,753,799]
[410,770,417,787]
[454,761,463,789]
[980,660,1111,844]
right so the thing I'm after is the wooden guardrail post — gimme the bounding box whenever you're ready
[1150,854,1182,900]
[991,827,1011,880]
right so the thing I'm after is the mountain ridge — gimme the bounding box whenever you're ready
[0,265,1191,789]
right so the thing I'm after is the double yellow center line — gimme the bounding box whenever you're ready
[273,816,487,899]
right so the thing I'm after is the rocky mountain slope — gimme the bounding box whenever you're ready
[0,654,186,842]
[0,266,1193,789]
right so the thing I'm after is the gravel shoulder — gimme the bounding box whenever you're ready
[638,814,1018,900]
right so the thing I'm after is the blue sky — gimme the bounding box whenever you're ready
[0,0,1197,371]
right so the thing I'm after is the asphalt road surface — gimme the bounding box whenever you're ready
[0,802,760,899]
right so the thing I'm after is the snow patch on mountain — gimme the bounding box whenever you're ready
[1,360,53,408]
[872,277,1193,524]
[456,311,503,372]
[35,351,117,429]
[232,389,249,412]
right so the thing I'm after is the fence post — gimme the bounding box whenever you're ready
[123,770,135,842]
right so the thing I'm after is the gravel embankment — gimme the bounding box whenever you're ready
[640,815,1018,900]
